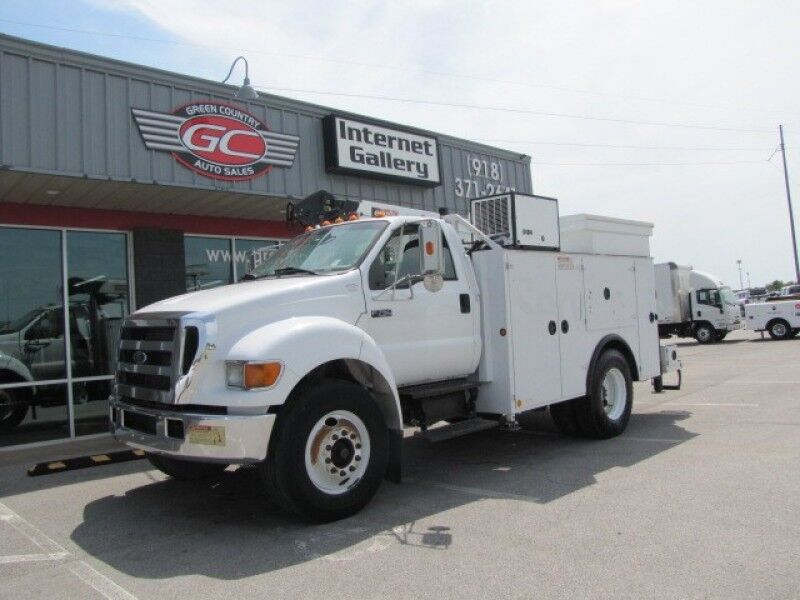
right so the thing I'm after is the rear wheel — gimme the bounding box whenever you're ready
[768,319,792,340]
[694,323,716,344]
[261,379,389,522]
[0,388,29,433]
[147,454,228,480]
[573,350,633,439]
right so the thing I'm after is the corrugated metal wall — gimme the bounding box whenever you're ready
[0,35,531,215]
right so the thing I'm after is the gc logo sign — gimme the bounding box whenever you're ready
[132,102,300,182]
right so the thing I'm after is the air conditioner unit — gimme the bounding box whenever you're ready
[470,192,560,250]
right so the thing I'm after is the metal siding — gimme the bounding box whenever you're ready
[30,59,57,170]
[58,66,82,174]
[5,53,30,168]
[0,35,532,217]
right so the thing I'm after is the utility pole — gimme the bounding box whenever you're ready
[779,125,800,283]
[736,259,744,290]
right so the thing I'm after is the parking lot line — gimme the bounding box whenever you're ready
[0,501,137,600]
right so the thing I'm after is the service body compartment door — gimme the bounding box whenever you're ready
[634,257,661,379]
[506,251,562,410]
[555,255,587,399]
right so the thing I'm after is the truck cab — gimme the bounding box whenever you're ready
[110,194,679,521]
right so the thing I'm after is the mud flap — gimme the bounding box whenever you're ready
[386,428,402,483]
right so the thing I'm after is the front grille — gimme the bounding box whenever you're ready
[116,316,203,404]
[118,370,172,391]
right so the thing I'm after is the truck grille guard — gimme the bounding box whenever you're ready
[115,312,216,405]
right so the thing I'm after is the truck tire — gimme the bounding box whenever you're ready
[573,349,633,439]
[550,400,583,436]
[693,323,716,344]
[261,378,389,522]
[0,388,29,433]
[768,319,792,340]
[146,454,228,480]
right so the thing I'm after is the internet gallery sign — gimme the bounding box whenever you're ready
[323,115,441,186]
[132,102,300,182]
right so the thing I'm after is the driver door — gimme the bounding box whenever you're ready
[358,223,477,387]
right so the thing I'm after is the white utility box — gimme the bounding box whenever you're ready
[470,192,560,250]
[559,214,653,257]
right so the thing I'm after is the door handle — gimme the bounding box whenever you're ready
[459,293,471,314]
[548,321,557,335]
[371,309,392,318]
[561,320,569,334]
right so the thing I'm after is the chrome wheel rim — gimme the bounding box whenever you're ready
[697,327,711,342]
[305,410,370,495]
[601,367,627,421]
[773,323,787,337]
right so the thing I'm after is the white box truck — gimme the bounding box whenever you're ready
[744,299,800,339]
[110,192,680,521]
[655,263,742,343]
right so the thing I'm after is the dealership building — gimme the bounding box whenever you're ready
[0,33,532,449]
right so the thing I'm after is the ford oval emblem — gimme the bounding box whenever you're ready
[132,350,148,365]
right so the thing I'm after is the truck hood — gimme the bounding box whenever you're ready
[135,270,367,347]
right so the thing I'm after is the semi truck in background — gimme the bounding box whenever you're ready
[655,263,742,344]
[110,192,680,522]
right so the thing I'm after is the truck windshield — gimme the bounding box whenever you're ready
[719,287,737,306]
[248,220,387,278]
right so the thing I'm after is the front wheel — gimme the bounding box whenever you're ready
[694,323,717,344]
[147,454,228,480]
[573,350,633,439]
[261,379,389,522]
[768,319,792,340]
[0,388,29,433]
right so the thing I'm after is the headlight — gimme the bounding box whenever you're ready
[225,361,283,389]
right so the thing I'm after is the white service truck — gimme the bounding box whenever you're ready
[655,263,742,344]
[110,193,680,521]
[744,299,800,340]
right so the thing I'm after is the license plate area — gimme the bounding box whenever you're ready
[122,410,157,436]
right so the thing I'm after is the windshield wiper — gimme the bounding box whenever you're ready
[273,267,319,276]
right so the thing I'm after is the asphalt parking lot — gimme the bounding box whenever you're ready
[1,329,798,599]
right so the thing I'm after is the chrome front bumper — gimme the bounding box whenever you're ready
[109,396,274,464]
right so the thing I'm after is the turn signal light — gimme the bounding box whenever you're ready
[305,225,314,232]
[334,216,344,223]
[244,362,283,389]
[373,210,386,218]
[347,213,359,221]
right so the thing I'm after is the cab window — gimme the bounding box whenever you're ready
[369,224,457,290]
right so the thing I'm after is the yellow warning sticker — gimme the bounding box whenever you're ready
[188,425,226,446]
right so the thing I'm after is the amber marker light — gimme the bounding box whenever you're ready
[425,241,435,255]
[244,362,283,389]
[347,213,359,221]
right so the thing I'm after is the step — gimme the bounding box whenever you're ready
[415,418,498,443]
[399,379,477,400]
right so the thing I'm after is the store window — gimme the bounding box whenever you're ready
[184,236,284,290]
[0,226,131,447]
[184,237,233,292]
[67,231,129,435]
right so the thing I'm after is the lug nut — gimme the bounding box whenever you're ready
[349,466,356,472]
[355,443,361,449]
[332,434,338,440]
[339,470,346,476]
[355,455,361,461]
[330,468,336,474]
[325,458,331,464]
[325,445,331,451]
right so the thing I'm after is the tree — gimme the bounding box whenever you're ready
[767,280,786,292]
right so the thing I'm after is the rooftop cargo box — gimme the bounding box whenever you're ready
[559,214,653,257]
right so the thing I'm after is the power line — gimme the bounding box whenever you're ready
[257,86,773,134]
[470,139,774,151]
[535,159,769,166]
[0,17,795,121]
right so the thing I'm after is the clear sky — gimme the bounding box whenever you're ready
[1,0,799,288]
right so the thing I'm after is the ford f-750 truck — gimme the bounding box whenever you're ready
[110,193,679,521]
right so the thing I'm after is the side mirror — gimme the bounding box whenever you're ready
[419,220,444,293]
